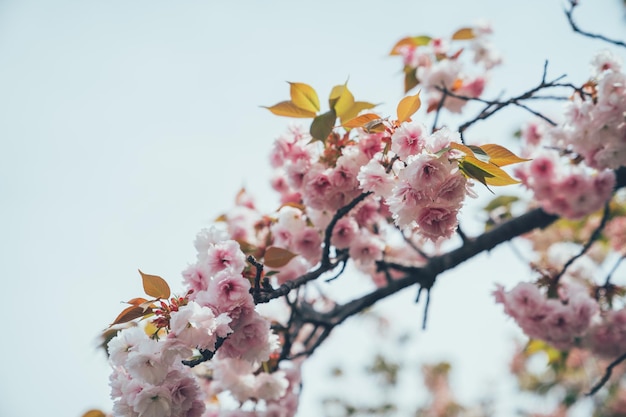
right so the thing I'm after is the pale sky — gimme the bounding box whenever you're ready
[1,1,625,416]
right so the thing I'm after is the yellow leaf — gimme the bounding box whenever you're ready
[329,83,355,119]
[288,82,320,113]
[81,410,107,417]
[389,35,432,55]
[449,142,476,157]
[139,269,171,299]
[263,101,317,118]
[342,113,383,129]
[264,246,298,268]
[479,144,531,167]
[277,202,306,211]
[452,27,476,40]
[462,156,520,186]
[340,101,377,123]
[396,92,421,124]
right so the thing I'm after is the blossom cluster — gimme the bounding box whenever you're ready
[515,51,626,220]
[394,21,501,113]
[107,233,297,417]
[269,122,472,243]
[494,244,626,358]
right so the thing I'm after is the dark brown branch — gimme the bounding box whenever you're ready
[453,70,568,134]
[317,167,626,342]
[253,251,350,303]
[277,168,626,361]
[253,193,371,303]
[605,255,625,286]
[432,85,449,134]
[586,351,626,395]
[552,203,611,288]
[181,337,227,367]
[321,192,372,266]
[565,1,626,48]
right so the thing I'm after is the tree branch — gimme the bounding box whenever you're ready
[565,0,626,48]
[586,351,626,395]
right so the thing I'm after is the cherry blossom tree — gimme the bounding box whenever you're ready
[87,1,626,416]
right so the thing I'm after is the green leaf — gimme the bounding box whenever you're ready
[263,101,317,118]
[310,109,337,142]
[483,195,519,212]
[289,82,320,113]
[139,269,171,299]
[460,156,520,187]
[264,246,298,268]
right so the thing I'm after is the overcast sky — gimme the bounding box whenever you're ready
[1,1,625,416]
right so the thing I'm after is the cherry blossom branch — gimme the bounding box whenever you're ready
[586,351,626,395]
[253,193,370,304]
[286,167,626,356]
[565,0,626,48]
[453,63,568,139]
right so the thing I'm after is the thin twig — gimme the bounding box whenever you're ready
[605,255,625,286]
[552,203,611,287]
[565,1,626,48]
[422,289,432,330]
[586,351,626,395]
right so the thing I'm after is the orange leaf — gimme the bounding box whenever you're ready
[342,113,383,129]
[289,82,320,113]
[452,28,476,40]
[81,410,107,417]
[479,144,531,167]
[396,92,421,124]
[264,246,298,268]
[263,101,317,118]
[389,35,432,55]
[126,297,148,306]
[139,269,171,299]
[110,305,152,327]
[449,142,476,157]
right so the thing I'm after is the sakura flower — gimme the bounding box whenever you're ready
[108,326,151,367]
[391,122,428,159]
[254,371,289,401]
[416,204,459,241]
[204,240,247,277]
[357,159,395,197]
[168,301,232,351]
[348,230,385,264]
[132,385,172,417]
